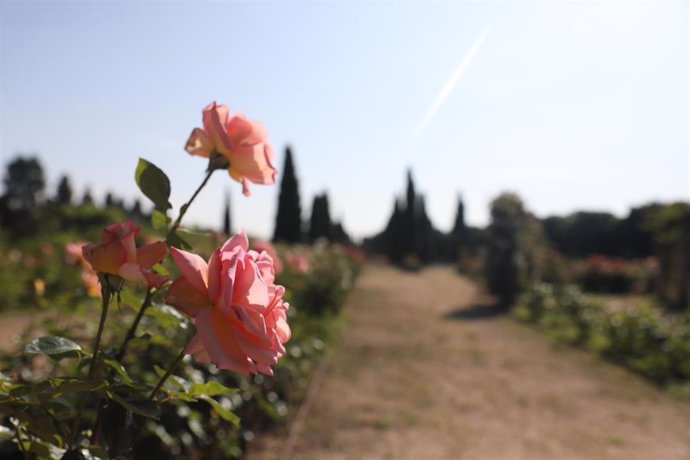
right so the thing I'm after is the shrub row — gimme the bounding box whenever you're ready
[513,283,690,386]
[0,242,364,459]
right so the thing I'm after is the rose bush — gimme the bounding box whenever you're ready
[166,231,290,375]
[185,102,277,196]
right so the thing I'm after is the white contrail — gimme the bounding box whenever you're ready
[410,28,490,144]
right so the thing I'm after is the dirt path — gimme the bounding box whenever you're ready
[248,265,690,460]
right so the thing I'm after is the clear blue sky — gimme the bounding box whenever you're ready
[1,1,688,240]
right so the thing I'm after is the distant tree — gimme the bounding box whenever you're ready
[647,202,690,310]
[404,170,417,254]
[223,192,232,235]
[486,193,530,306]
[273,146,302,243]
[309,193,332,242]
[82,188,95,206]
[104,191,116,208]
[543,212,618,257]
[452,195,466,236]
[130,199,143,219]
[2,156,45,213]
[330,220,351,244]
[56,175,73,205]
[1,156,45,235]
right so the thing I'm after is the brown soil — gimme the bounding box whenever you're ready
[248,265,690,460]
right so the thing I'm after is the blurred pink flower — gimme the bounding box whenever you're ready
[166,231,290,376]
[65,241,90,268]
[185,101,277,196]
[285,251,309,273]
[82,221,168,288]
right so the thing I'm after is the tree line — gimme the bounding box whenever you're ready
[0,150,353,246]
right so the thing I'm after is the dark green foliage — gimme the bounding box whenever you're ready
[81,188,94,206]
[364,170,448,266]
[308,193,331,242]
[542,204,662,258]
[452,194,466,236]
[223,192,232,235]
[329,221,351,244]
[647,202,690,310]
[273,147,302,243]
[1,156,46,236]
[56,175,73,205]
[485,193,531,306]
[2,156,45,213]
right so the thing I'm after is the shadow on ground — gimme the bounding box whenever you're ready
[443,302,506,321]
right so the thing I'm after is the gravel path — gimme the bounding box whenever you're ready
[248,264,690,460]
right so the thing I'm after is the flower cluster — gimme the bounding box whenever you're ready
[76,102,290,376]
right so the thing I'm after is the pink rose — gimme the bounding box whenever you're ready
[82,221,168,288]
[165,231,290,376]
[251,240,283,274]
[185,102,277,196]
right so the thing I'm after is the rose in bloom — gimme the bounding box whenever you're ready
[165,231,290,376]
[82,221,168,288]
[251,240,283,274]
[185,101,277,196]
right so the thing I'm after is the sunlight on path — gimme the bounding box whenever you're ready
[249,265,690,460]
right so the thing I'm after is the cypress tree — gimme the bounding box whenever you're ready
[56,175,73,205]
[309,193,332,242]
[223,192,232,235]
[452,194,466,236]
[403,170,417,257]
[273,146,302,243]
[81,188,94,206]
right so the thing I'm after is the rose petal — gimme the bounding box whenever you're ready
[169,247,209,296]
[196,309,255,375]
[83,241,127,275]
[202,102,232,155]
[185,128,213,158]
[137,241,167,269]
[166,277,212,317]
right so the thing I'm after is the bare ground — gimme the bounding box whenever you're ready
[247,265,690,460]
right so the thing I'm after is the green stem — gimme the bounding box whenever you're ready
[149,327,196,400]
[88,288,112,379]
[167,169,215,239]
[115,288,154,362]
[70,285,112,448]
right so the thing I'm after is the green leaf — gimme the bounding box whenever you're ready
[150,209,170,230]
[199,396,240,426]
[167,230,192,250]
[188,381,236,398]
[117,289,140,312]
[51,379,109,397]
[101,401,143,459]
[25,336,82,360]
[102,360,133,384]
[134,158,171,211]
[125,334,152,351]
[108,393,160,420]
[164,390,197,402]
